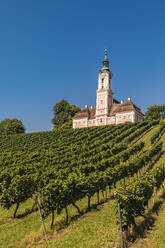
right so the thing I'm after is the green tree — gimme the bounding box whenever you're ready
[51,99,80,128]
[0,118,25,135]
[145,104,165,121]
[60,120,73,129]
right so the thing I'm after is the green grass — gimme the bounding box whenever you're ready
[147,204,165,248]
[0,188,118,248]
[0,193,118,248]
[128,181,165,248]
[40,200,118,248]
[0,200,42,248]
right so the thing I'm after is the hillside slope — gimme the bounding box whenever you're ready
[0,121,165,248]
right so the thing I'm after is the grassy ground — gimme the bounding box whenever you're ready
[129,191,165,248]
[0,124,164,248]
[0,194,118,248]
[145,202,165,248]
[39,199,118,248]
[0,199,41,248]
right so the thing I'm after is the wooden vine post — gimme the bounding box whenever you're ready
[152,176,155,206]
[118,199,124,248]
[33,194,48,243]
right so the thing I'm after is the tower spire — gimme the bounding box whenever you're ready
[104,48,108,59]
[101,48,109,71]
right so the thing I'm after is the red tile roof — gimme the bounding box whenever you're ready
[110,101,143,116]
[73,108,96,120]
[73,100,143,120]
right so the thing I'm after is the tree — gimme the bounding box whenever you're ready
[51,99,80,128]
[0,118,25,135]
[145,104,165,121]
[60,120,73,129]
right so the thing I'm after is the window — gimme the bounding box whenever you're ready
[128,115,131,120]
[79,121,81,125]
[101,78,104,89]
[83,121,86,124]
[93,121,95,124]
[100,118,102,123]
[101,100,103,104]
[89,121,91,124]
[124,116,126,120]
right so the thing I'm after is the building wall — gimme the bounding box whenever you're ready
[96,117,106,126]
[88,119,96,127]
[73,109,143,129]
[96,90,113,116]
[73,117,88,129]
[115,110,143,125]
[107,116,116,124]
[134,110,144,122]
[116,111,134,124]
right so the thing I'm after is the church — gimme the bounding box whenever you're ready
[73,49,143,129]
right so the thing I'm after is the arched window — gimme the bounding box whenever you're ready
[101,78,104,88]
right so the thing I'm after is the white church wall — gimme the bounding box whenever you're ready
[73,117,88,129]
[116,111,134,124]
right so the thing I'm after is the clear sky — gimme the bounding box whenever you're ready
[0,0,165,132]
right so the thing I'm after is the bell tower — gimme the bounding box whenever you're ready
[96,49,113,119]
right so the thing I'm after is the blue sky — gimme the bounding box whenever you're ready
[0,0,165,132]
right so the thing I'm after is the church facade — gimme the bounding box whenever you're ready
[73,49,143,129]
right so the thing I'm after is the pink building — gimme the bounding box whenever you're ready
[73,49,143,129]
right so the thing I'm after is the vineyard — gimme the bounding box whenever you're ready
[0,120,165,248]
